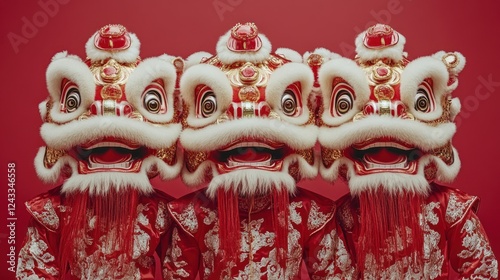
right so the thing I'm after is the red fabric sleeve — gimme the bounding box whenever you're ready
[162,225,201,280]
[16,218,62,279]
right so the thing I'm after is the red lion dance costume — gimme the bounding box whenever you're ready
[317,23,498,278]
[16,24,183,279]
[163,22,354,279]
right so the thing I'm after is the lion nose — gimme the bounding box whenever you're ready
[89,100,133,117]
[362,100,408,117]
[226,101,271,119]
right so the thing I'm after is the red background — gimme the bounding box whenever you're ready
[1,0,499,279]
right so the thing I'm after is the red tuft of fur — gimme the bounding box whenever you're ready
[272,188,289,266]
[59,189,139,275]
[217,188,241,262]
[356,188,425,277]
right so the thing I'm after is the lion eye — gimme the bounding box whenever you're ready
[281,89,298,116]
[415,90,430,112]
[335,90,353,115]
[330,82,355,117]
[414,80,436,113]
[200,91,217,118]
[142,80,167,114]
[60,79,81,113]
[143,90,162,113]
[65,89,81,113]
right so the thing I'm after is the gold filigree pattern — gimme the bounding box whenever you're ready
[442,53,460,70]
[185,151,208,173]
[307,53,324,67]
[238,86,260,102]
[43,147,66,169]
[156,144,177,165]
[90,59,137,87]
[431,142,454,166]
[421,97,453,126]
[321,147,342,168]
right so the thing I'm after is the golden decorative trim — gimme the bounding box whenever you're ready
[156,144,177,165]
[241,102,255,118]
[238,86,260,102]
[374,84,395,101]
[421,97,452,126]
[185,151,208,172]
[44,147,66,168]
[307,53,324,67]
[100,84,123,100]
[321,147,342,167]
[102,99,116,115]
[442,53,459,69]
[432,142,454,166]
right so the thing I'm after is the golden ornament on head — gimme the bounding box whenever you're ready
[442,53,459,69]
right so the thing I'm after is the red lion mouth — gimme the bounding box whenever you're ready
[211,139,290,173]
[73,138,148,173]
[348,138,423,175]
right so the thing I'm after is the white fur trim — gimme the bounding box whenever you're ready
[125,55,178,124]
[293,154,319,179]
[180,64,233,128]
[185,51,213,68]
[355,30,406,62]
[433,147,461,183]
[85,31,140,63]
[450,98,461,121]
[46,53,95,124]
[401,56,449,121]
[433,51,466,93]
[303,48,342,63]
[266,63,314,125]
[432,51,466,77]
[154,151,183,181]
[347,165,430,195]
[39,100,48,121]
[181,149,317,188]
[319,57,370,127]
[61,170,153,195]
[216,30,272,64]
[318,115,456,151]
[206,169,295,198]
[41,118,181,150]
[275,48,302,63]
[181,119,317,151]
[319,156,344,183]
[181,161,214,187]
